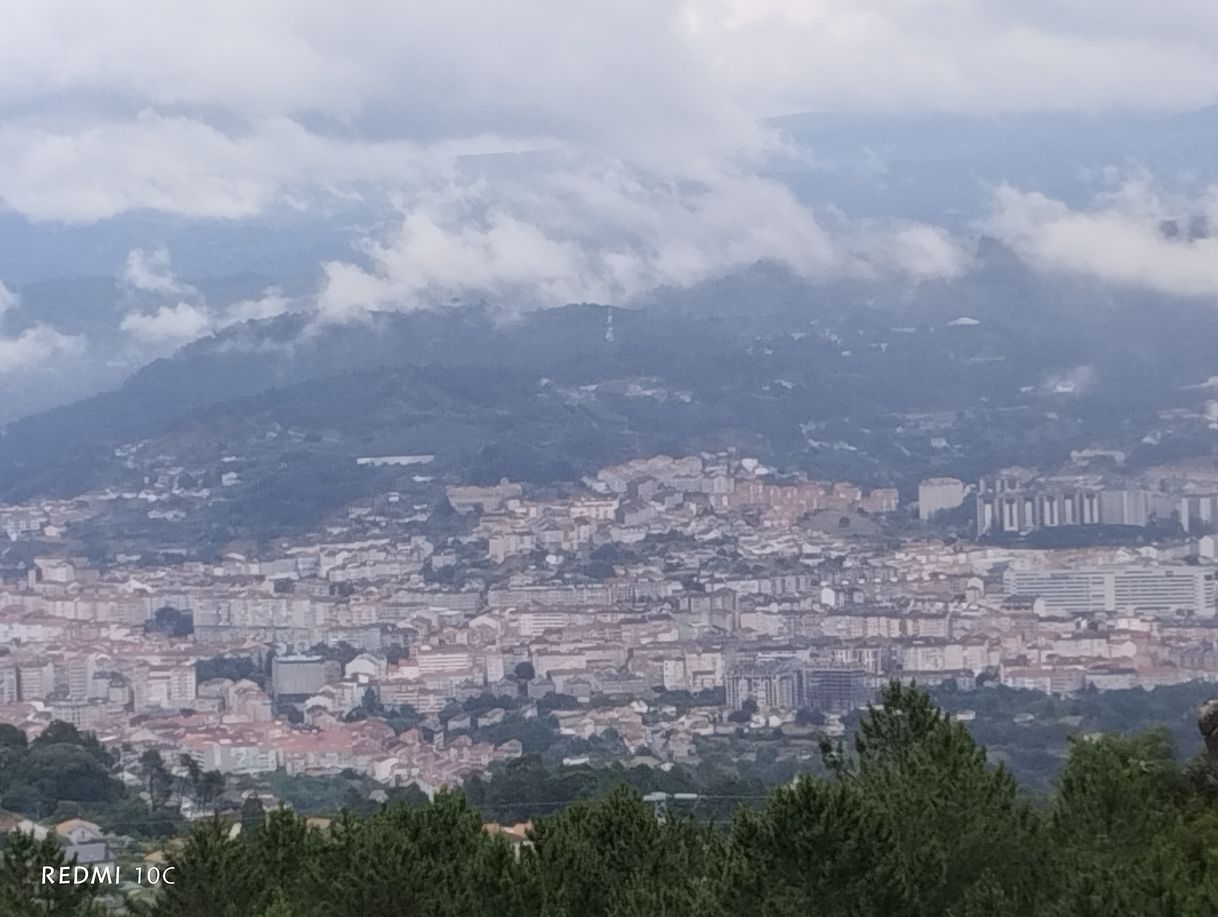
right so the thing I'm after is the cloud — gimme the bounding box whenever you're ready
[0,114,454,222]
[843,222,971,282]
[987,182,1218,298]
[120,302,212,343]
[0,2,1215,345]
[115,246,297,347]
[0,324,84,373]
[0,280,18,317]
[121,247,198,298]
[693,0,1218,115]
[1043,365,1096,396]
[0,2,1215,226]
[220,289,295,326]
[313,167,968,318]
[0,275,85,374]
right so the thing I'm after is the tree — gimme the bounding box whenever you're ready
[4,745,122,814]
[140,750,174,809]
[153,817,261,917]
[179,754,204,803]
[31,722,113,766]
[197,770,226,809]
[524,786,727,917]
[147,606,194,638]
[818,681,1045,916]
[71,686,1218,915]
[239,797,266,839]
[102,796,181,839]
[339,786,377,819]
[359,687,383,716]
[795,707,826,727]
[0,830,103,917]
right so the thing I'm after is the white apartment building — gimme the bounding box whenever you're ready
[1006,566,1217,618]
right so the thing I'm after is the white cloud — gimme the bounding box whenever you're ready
[121,247,198,298]
[695,0,1218,115]
[120,302,212,343]
[313,167,966,318]
[0,280,18,316]
[0,324,84,373]
[220,289,295,326]
[115,249,295,346]
[0,2,1215,225]
[987,182,1218,298]
[0,1,1214,341]
[0,276,85,374]
[843,223,972,282]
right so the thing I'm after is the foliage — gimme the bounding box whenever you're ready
[0,830,106,917]
[146,606,194,638]
[0,722,122,819]
[195,654,266,688]
[10,685,1218,916]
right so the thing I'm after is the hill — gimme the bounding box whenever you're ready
[5,253,1218,548]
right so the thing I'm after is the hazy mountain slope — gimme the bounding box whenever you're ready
[4,251,1218,521]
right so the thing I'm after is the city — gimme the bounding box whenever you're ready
[6,1,1218,913]
[7,446,1218,830]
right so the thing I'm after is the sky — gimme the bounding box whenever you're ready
[2,0,1218,382]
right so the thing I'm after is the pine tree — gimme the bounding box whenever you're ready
[0,829,104,917]
[152,817,259,917]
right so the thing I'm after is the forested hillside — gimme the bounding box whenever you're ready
[6,684,1218,916]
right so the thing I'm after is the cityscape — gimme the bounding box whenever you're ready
[6,1,1218,913]
[7,445,1218,826]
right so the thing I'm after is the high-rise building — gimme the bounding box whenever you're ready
[975,474,1165,535]
[1179,494,1218,533]
[0,663,18,704]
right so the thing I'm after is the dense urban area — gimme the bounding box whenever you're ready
[7,424,1218,899]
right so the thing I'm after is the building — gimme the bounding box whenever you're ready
[975,474,1164,535]
[1179,494,1218,533]
[271,655,328,698]
[1005,565,1217,618]
[16,658,55,701]
[0,662,18,704]
[726,664,798,711]
[918,478,967,521]
[799,664,870,713]
[726,663,870,713]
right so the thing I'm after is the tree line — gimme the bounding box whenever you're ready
[6,683,1218,915]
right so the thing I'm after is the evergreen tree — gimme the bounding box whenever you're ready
[239,797,266,839]
[0,830,104,917]
[153,817,259,917]
[110,686,1218,917]
[525,785,727,917]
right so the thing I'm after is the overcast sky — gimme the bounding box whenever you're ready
[3,1,1218,369]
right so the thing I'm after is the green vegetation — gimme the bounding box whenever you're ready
[929,681,1218,793]
[0,723,121,821]
[145,606,194,638]
[195,654,266,688]
[9,683,1218,915]
[0,725,219,842]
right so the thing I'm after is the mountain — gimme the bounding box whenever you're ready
[4,249,1218,542]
